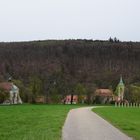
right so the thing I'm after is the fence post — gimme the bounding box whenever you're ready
[118,102,120,107]
[115,102,117,107]
[133,103,135,107]
[127,103,129,107]
[124,103,126,107]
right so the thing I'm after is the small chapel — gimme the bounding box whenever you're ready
[0,78,22,105]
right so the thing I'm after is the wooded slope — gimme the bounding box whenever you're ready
[0,40,140,89]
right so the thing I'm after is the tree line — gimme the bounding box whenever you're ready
[0,39,140,103]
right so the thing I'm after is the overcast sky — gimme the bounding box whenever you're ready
[0,0,140,42]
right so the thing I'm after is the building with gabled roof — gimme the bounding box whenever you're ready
[94,89,114,104]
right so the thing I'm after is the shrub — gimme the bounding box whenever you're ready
[0,88,9,103]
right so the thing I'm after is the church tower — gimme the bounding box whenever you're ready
[116,77,125,101]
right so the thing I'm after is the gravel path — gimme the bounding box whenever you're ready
[62,107,132,140]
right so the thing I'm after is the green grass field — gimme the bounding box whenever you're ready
[93,107,140,140]
[0,104,83,140]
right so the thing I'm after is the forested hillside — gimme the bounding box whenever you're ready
[0,40,140,103]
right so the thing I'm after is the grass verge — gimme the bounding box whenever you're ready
[93,106,140,140]
[0,104,83,140]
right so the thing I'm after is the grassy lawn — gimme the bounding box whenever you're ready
[0,104,83,140]
[93,106,140,140]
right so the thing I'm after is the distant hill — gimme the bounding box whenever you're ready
[0,39,140,89]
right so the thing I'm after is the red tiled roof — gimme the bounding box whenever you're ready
[65,95,78,102]
[95,89,113,97]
